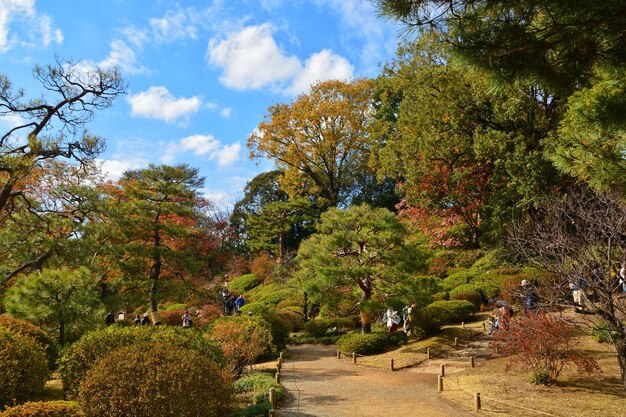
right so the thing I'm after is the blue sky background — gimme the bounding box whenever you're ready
[0,0,402,208]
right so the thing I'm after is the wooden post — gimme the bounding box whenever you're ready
[440,364,445,377]
[352,352,356,364]
[279,351,284,361]
[269,388,275,408]
[278,357,283,366]
[275,372,281,384]
[474,393,481,411]
[390,358,394,371]
[268,409,275,417]
[426,347,431,359]
[337,350,341,359]
[482,322,486,331]
[454,337,458,347]
[438,375,443,392]
[470,356,475,368]
[462,322,465,329]
[277,361,281,372]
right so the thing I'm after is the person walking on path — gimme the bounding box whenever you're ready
[141,312,151,326]
[236,294,245,311]
[105,312,115,326]
[383,308,400,332]
[134,314,141,325]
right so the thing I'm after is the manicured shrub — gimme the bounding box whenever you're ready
[423,300,476,325]
[449,285,483,310]
[209,316,274,375]
[442,269,483,290]
[336,333,389,355]
[0,401,83,417]
[277,310,305,332]
[229,274,261,294]
[195,303,223,326]
[158,308,186,326]
[79,343,233,417]
[492,311,599,384]
[234,371,284,405]
[245,284,299,306]
[59,325,224,398]
[304,318,356,338]
[410,307,441,337]
[0,328,49,408]
[239,302,272,316]
[0,316,58,370]
[160,302,187,312]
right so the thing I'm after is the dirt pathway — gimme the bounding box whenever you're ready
[277,345,474,417]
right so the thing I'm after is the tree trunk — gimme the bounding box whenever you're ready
[278,231,286,264]
[358,278,372,334]
[149,217,162,322]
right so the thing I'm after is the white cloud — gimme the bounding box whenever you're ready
[181,134,221,156]
[219,107,232,118]
[127,86,202,124]
[167,134,241,167]
[210,142,241,167]
[120,25,148,49]
[207,23,354,95]
[207,23,301,91]
[286,49,353,95]
[0,0,62,53]
[150,8,198,43]
[97,158,147,181]
[99,39,146,74]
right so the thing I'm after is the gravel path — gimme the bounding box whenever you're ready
[277,345,473,417]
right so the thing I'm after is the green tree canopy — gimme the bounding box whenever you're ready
[294,204,426,332]
[4,267,104,345]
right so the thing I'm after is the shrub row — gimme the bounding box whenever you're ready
[304,317,358,338]
[0,402,83,417]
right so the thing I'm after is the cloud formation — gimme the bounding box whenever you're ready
[207,23,353,95]
[0,0,62,53]
[127,86,202,124]
[168,134,242,167]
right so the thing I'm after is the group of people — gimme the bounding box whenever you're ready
[220,287,245,316]
[382,304,415,335]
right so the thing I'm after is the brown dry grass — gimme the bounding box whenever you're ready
[361,314,626,417]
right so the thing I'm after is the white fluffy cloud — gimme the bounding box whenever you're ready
[169,134,241,167]
[99,39,145,74]
[128,86,202,124]
[207,23,353,95]
[0,0,62,53]
[97,158,147,181]
[208,23,301,91]
[286,49,353,95]
[150,8,198,43]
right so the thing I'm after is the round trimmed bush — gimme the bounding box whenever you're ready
[449,285,482,310]
[79,343,233,417]
[0,316,58,370]
[336,333,389,355]
[228,274,261,294]
[234,371,284,405]
[59,325,224,398]
[304,318,357,338]
[209,316,274,375]
[0,401,83,417]
[423,300,476,325]
[0,328,49,407]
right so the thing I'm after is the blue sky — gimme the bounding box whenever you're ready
[0,0,402,207]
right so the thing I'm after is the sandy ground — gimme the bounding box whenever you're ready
[277,344,474,417]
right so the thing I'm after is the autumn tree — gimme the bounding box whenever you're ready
[295,204,425,333]
[248,79,376,208]
[0,160,104,287]
[0,58,126,221]
[102,164,214,317]
[371,36,564,247]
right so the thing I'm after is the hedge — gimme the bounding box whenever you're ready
[0,316,58,370]
[228,274,261,294]
[234,371,284,405]
[0,328,49,408]
[304,318,357,338]
[423,300,476,325]
[449,285,483,310]
[336,333,390,356]
[79,342,233,417]
[59,325,224,398]
[0,402,83,417]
